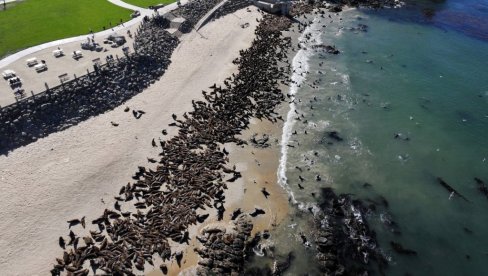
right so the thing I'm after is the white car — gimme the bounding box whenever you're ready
[26,57,38,67]
[2,70,16,79]
[72,50,83,59]
[34,63,47,72]
[53,49,64,57]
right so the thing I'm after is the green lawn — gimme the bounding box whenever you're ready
[122,0,177,8]
[0,0,133,58]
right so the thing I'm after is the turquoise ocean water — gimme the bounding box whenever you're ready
[258,0,488,275]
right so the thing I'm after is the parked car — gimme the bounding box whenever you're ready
[53,49,64,57]
[2,70,16,79]
[26,57,38,67]
[9,77,22,88]
[34,63,47,72]
[72,50,83,60]
[106,34,126,46]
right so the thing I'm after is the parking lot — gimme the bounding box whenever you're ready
[0,23,140,107]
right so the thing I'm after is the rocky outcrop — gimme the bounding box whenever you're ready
[313,188,388,275]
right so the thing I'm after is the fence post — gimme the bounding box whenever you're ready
[60,78,65,91]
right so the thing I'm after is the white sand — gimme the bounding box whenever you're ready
[0,7,262,275]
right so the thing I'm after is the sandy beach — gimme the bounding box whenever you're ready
[0,7,285,275]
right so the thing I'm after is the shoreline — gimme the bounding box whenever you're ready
[147,12,296,276]
[0,0,411,275]
[147,117,291,276]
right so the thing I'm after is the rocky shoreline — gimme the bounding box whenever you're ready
[313,188,389,275]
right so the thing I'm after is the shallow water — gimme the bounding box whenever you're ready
[258,1,488,275]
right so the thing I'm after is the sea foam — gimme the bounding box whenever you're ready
[277,19,322,205]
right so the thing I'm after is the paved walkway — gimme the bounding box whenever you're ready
[107,0,147,11]
[0,0,186,69]
[195,0,232,31]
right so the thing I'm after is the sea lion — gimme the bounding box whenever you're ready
[132,110,143,119]
[196,214,209,223]
[475,177,488,199]
[437,177,470,202]
[261,188,270,198]
[175,251,183,267]
[83,236,94,246]
[231,208,242,220]
[67,219,80,228]
[300,233,311,247]
[250,208,266,217]
[119,185,126,195]
[390,241,417,256]
[160,264,168,275]
[73,237,79,250]
[327,131,343,141]
[59,237,65,249]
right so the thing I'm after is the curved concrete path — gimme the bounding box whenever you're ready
[0,0,186,69]
[108,0,148,11]
[195,0,232,31]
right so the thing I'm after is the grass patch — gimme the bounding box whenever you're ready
[0,0,133,58]
[122,0,177,8]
